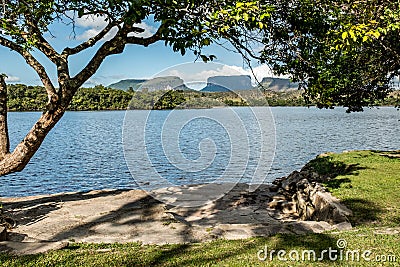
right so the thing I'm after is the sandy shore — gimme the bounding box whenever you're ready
[0,183,341,255]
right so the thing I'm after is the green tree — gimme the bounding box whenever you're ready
[0,0,272,175]
[255,0,400,112]
[153,90,186,110]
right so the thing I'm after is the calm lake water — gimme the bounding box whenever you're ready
[1,107,399,197]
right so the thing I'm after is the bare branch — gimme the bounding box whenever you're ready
[62,22,118,56]
[224,33,264,61]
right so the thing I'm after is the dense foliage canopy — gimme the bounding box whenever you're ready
[254,0,400,111]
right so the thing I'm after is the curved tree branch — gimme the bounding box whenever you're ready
[71,25,162,92]
[62,22,119,56]
[0,36,58,107]
[24,13,60,64]
[223,31,264,61]
[125,25,162,47]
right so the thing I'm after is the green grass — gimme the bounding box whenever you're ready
[1,231,398,266]
[312,150,400,227]
[1,150,399,266]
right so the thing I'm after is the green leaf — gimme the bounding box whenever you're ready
[200,55,208,62]
[202,38,210,46]
[348,30,355,39]
[236,2,244,8]
[372,31,381,39]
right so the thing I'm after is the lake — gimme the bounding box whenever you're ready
[1,106,399,197]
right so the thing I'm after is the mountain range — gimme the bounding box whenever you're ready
[108,75,298,92]
[108,76,192,91]
[108,79,147,91]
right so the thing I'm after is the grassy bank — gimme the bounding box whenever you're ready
[309,150,400,227]
[1,150,399,266]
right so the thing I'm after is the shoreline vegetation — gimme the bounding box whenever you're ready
[6,84,400,111]
[1,150,399,266]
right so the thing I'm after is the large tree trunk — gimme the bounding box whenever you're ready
[0,75,9,160]
[0,108,66,176]
[0,76,68,176]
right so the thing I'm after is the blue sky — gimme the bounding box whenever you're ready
[0,14,277,88]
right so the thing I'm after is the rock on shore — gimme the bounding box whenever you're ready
[269,154,352,229]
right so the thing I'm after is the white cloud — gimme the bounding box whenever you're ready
[82,78,101,87]
[162,65,245,84]
[128,22,157,38]
[76,14,157,41]
[76,14,109,29]
[77,26,118,41]
[247,65,281,84]
[4,75,20,82]
[75,14,117,41]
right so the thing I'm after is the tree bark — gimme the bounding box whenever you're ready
[0,75,68,175]
[0,106,66,176]
[0,75,9,160]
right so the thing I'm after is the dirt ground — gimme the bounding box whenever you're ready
[0,183,340,255]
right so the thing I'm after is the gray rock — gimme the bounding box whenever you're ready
[0,241,69,255]
[311,191,352,224]
[268,155,353,228]
[333,222,353,231]
[0,227,7,241]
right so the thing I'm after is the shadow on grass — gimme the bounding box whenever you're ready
[147,234,340,266]
[306,155,367,191]
[306,156,395,227]
[341,198,394,227]
[374,150,400,159]
[0,233,341,266]
[324,178,353,189]
[307,155,366,179]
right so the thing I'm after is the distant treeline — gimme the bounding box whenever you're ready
[6,84,400,111]
[129,88,307,109]
[7,84,133,111]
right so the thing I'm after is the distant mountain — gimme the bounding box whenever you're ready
[259,77,299,91]
[201,75,253,92]
[140,76,191,92]
[108,76,191,91]
[108,79,147,91]
[110,75,299,92]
